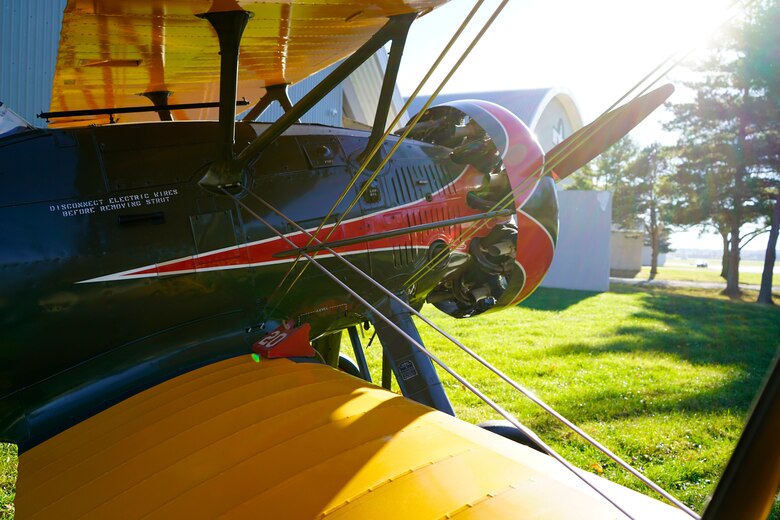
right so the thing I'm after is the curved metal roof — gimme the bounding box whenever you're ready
[406,87,583,135]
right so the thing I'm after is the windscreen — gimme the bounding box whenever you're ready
[0,103,34,138]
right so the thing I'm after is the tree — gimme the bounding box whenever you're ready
[626,143,673,280]
[665,33,769,297]
[742,0,780,304]
[757,191,779,303]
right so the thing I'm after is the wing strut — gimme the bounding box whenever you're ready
[200,13,417,189]
[347,326,373,383]
[362,14,414,163]
[232,187,700,519]
[241,84,294,122]
[221,187,637,518]
[140,90,173,121]
[197,9,252,186]
[370,295,454,414]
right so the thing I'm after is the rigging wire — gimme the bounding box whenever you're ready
[266,0,510,314]
[400,0,750,291]
[235,186,700,519]
[222,186,638,519]
[260,0,488,313]
[228,5,749,507]
[224,2,750,516]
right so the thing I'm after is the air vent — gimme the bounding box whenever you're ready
[392,241,418,268]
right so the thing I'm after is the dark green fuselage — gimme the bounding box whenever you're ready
[0,120,471,447]
[1,96,562,450]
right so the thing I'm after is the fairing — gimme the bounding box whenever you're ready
[408,100,558,317]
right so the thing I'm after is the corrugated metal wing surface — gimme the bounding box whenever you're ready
[257,63,342,125]
[343,52,408,129]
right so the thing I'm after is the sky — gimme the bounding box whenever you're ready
[393,0,772,251]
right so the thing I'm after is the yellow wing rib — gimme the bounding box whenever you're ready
[50,0,446,126]
[16,356,690,519]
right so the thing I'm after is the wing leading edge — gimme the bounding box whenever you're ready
[16,356,690,519]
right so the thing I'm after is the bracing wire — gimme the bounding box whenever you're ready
[267,0,510,314]
[231,187,700,519]
[222,186,638,519]
[264,0,747,323]
[400,0,750,291]
[261,1,488,314]
[224,2,750,517]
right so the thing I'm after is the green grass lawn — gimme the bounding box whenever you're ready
[353,285,780,517]
[0,444,15,520]
[2,285,778,518]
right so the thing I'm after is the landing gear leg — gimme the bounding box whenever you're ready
[370,295,455,415]
[347,326,372,383]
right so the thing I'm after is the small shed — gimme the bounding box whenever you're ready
[611,230,644,277]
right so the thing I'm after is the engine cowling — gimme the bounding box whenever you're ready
[407,100,558,317]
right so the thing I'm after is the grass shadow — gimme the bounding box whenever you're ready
[544,340,775,422]
[543,286,780,419]
[521,287,602,312]
[426,285,779,516]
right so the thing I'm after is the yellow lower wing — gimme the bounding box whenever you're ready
[16,356,687,519]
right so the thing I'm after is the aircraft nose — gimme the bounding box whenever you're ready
[407,100,558,317]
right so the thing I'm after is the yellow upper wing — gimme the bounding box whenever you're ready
[49,0,445,126]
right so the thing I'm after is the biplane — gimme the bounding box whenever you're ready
[0,0,777,518]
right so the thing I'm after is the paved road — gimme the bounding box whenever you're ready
[610,277,765,291]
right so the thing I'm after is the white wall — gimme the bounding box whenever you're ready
[610,231,643,276]
[541,190,612,292]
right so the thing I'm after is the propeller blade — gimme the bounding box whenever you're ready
[546,83,675,180]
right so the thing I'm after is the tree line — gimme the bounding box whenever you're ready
[568,0,779,304]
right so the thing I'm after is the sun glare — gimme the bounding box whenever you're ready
[399,0,737,122]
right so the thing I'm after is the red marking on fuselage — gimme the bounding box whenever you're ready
[79,102,556,292]
[511,210,555,305]
[78,165,491,283]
